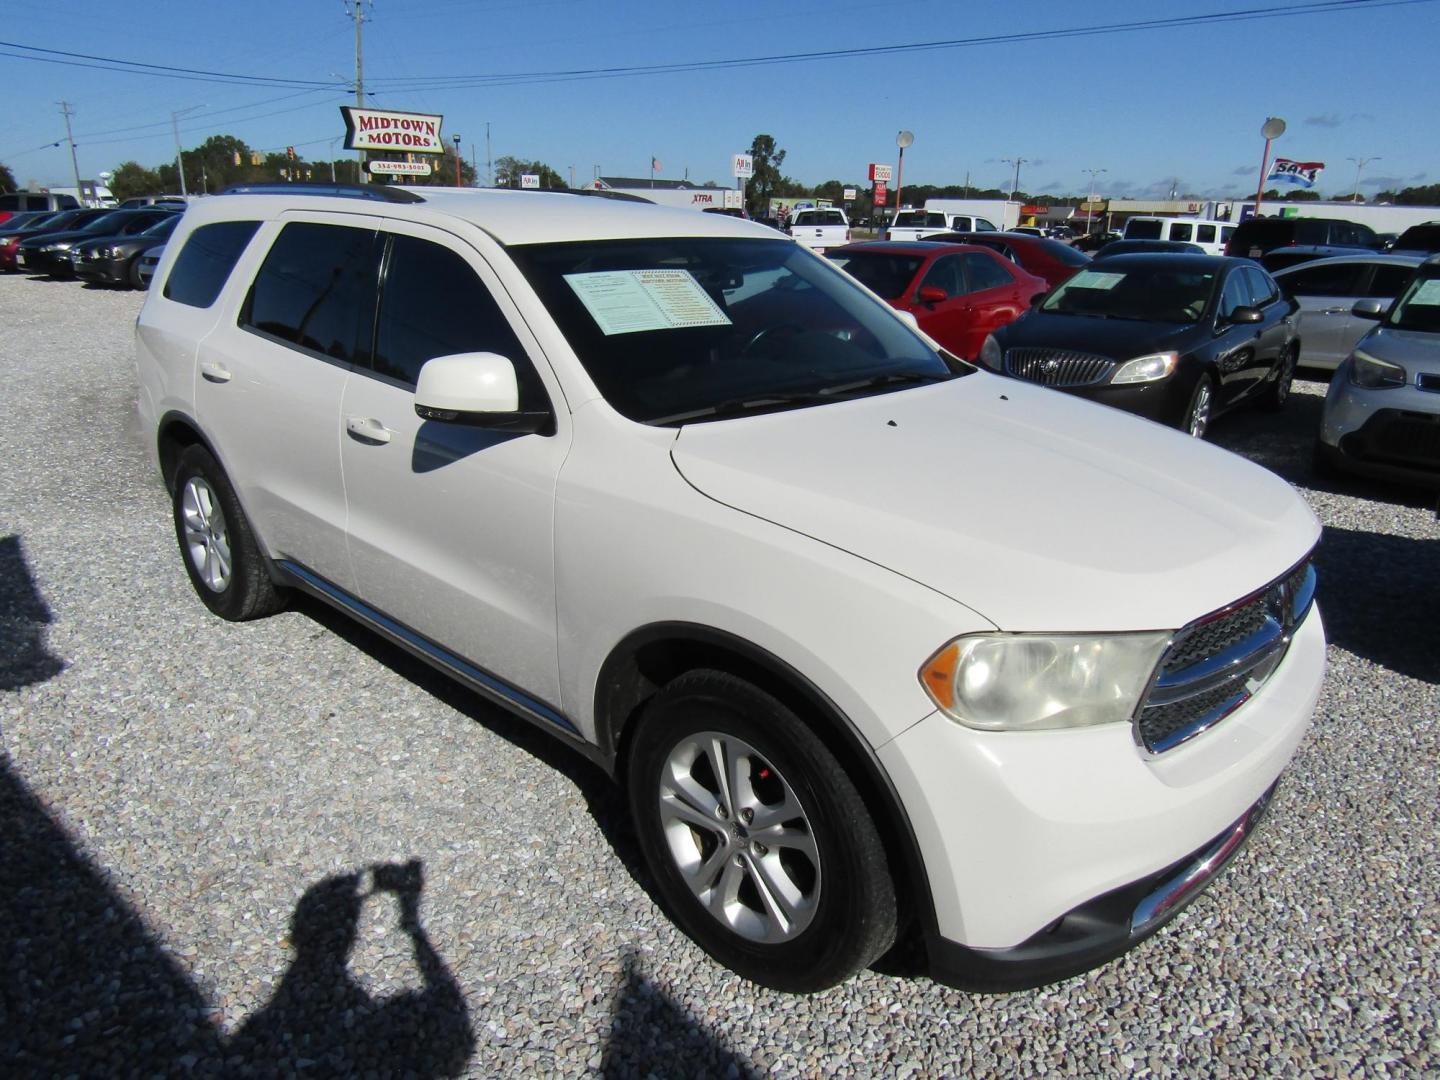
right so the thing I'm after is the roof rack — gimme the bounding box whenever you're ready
[567,189,655,205]
[217,181,426,204]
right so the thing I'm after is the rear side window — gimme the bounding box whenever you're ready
[1241,266,1279,306]
[1169,223,1194,242]
[1125,219,1163,240]
[974,218,998,231]
[961,252,1014,292]
[242,222,380,362]
[1282,262,1367,297]
[1196,225,1217,244]
[371,235,546,408]
[163,221,260,309]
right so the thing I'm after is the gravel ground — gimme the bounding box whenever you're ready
[1,271,1437,1079]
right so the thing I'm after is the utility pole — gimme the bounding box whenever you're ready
[1083,168,1107,235]
[485,122,492,187]
[170,105,202,197]
[57,100,82,199]
[347,1,369,181]
[1002,157,1027,200]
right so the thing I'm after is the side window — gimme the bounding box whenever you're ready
[1242,266,1278,307]
[242,222,380,362]
[974,218,997,232]
[164,220,261,309]
[918,256,963,297]
[1169,222,1194,243]
[1284,263,1367,297]
[373,235,547,410]
[1221,226,1236,246]
[1219,271,1250,318]
[1196,224,1217,244]
[1366,264,1414,298]
[960,252,1013,293]
[1330,223,1356,246]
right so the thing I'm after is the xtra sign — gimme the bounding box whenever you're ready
[341,107,445,154]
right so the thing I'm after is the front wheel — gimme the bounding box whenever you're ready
[1180,372,1215,438]
[626,670,897,992]
[171,445,287,621]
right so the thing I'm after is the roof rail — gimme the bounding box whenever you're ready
[568,189,655,204]
[217,181,426,204]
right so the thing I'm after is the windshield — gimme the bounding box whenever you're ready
[1395,224,1440,251]
[141,215,180,239]
[511,237,958,424]
[1385,271,1440,332]
[1041,265,1218,323]
[81,211,142,234]
[825,250,924,299]
[1040,238,1092,267]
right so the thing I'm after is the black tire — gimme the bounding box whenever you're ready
[1259,344,1297,412]
[626,670,897,992]
[1180,372,1215,438]
[171,445,287,621]
[128,256,145,290]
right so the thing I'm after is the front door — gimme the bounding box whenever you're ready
[338,223,571,708]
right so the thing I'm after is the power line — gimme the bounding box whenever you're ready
[0,38,341,88]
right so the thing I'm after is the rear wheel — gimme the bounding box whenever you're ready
[128,255,145,290]
[626,670,896,992]
[1259,344,1297,412]
[1181,373,1215,438]
[171,445,286,621]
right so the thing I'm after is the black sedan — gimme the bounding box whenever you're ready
[979,254,1299,438]
[1093,239,1204,259]
[0,208,115,272]
[72,214,181,288]
[17,208,176,278]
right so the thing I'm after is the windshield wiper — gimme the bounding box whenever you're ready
[652,372,950,426]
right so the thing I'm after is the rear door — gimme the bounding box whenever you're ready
[955,251,1024,358]
[1278,260,1368,368]
[1241,265,1292,391]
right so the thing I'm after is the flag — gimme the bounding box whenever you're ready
[1266,158,1325,189]
[651,157,662,172]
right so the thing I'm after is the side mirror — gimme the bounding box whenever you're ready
[917,285,948,305]
[1228,305,1264,325]
[414,352,551,433]
[1351,298,1388,320]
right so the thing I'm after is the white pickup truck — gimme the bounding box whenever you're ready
[886,210,999,242]
[788,207,851,250]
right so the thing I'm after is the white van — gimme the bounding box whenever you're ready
[1122,217,1236,256]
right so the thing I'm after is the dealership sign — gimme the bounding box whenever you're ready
[341,107,445,154]
[733,154,754,179]
[369,160,433,177]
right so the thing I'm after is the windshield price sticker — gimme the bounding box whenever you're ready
[1067,270,1125,291]
[565,269,732,336]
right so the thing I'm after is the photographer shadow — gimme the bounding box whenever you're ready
[227,861,474,1077]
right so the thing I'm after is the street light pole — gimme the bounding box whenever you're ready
[170,105,203,197]
[1002,157,1026,200]
[1253,117,1286,217]
[454,133,463,186]
[1084,168,1106,235]
[894,130,914,213]
[1347,155,1379,203]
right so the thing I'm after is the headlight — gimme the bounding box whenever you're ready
[107,246,125,258]
[1111,351,1179,385]
[979,334,1003,371]
[919,631,1171,731]
[1349,349,1406,389]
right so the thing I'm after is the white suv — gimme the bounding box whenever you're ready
[136,183,1325,993]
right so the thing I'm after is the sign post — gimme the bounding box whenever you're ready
[733,153,754,212]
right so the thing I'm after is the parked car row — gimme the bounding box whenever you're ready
[0,205,178,288]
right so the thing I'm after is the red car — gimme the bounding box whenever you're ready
[920,230,1091,289]
[827,241,1047,360]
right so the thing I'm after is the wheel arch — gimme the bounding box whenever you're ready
[595,621,938,944]
[156,410,219,493]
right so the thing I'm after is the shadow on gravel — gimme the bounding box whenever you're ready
[289,592,653,888]
[0,534,66,690]
[0,757,475,1076]
[1315,526,1440,684]
[601,948,758,1079]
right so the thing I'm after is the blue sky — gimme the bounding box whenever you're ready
[3,0,1436,200]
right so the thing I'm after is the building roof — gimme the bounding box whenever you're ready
[597,176,705,191]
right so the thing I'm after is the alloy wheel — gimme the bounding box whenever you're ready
[1187,380,1213,438]
[657,732,821,944]
[180,476,232,592]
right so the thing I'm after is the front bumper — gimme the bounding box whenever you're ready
[73,253,129,285]
[1057,374,1195,427]
[19,248,75,276]
[879,603,1324,988]
[1320,363,1440,487]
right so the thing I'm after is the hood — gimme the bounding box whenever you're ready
[1359,325,1440,371]
[18,228,95,248]
[996,311,1198,359]
[670,375,1319,632]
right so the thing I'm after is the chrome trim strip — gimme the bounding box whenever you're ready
[276,559,578,736]
[1131,783,1274,932]
[1148,619,1286,701]
[1142,689,1251,754]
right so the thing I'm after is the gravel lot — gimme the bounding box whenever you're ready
[1,271,1437,1078]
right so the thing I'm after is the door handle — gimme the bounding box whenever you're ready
[199,360,231,384]
[346,416,392,444]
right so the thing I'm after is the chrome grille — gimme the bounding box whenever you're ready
[1003,348,1116,387]
[1135,558,1316,754]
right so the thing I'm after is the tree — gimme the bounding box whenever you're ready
[1282,189,1321,201]
[743,134,786,215]
[109,161,165,200]
[493,155,565,189]
[0,162,15,193]
[1393,183,1440,205]
[415,147,477,187]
